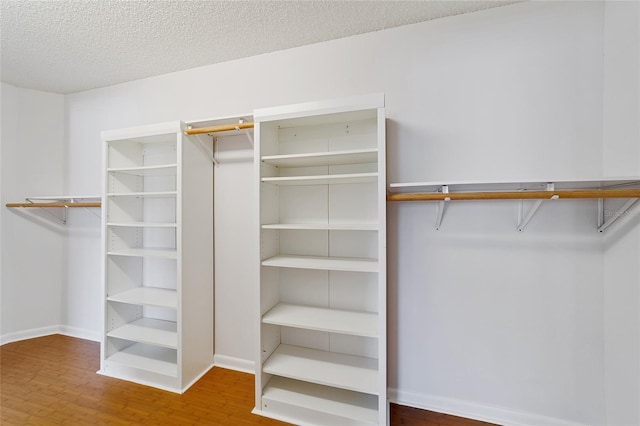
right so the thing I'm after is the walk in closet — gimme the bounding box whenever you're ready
[100,121,213,393]
[253,94,387,425]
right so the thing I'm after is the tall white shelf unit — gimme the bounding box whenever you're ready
[254,94,387,425]
[100,121,214,393]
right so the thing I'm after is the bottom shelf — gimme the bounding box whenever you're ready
[105,343,177,377]
[260,376,379,426]
[263,344,378,394]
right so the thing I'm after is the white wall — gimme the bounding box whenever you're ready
[0,83,66,341]
[602,2,640,425]
[2,1,634,425]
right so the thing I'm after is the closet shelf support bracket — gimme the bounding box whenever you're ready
[517,183,556,232]
[189,129,218,166]
[598,198,640,233]
[435,185,449,230]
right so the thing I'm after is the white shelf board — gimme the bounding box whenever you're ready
[263,303,378,337]
[25,195,101,201]
[263,376,379,425]
[262,223,378,231]
[106,343,177,377]
[107,318,177,349]
[107,247,177,259]
[262,149,377,168]
[262,255,377,273]
[389,177,640,193]
[108,287,177,309]
[263,345,378,395]
[262,173,377,186]
[107,191,177,198]
[107,222,177,228]
[107,164,177,176]
[102,121,182,143]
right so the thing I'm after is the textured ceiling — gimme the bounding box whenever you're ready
[1,0,516,94]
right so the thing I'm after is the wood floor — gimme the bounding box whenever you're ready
[1,335,495,426]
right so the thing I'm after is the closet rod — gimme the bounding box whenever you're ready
[185,122,254,135]
[387,189,640,202]
[6,202,101,208]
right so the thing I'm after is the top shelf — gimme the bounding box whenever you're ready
[262,149,377,168]
[389,178,640,193]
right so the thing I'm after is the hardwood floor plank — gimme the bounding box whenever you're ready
[2,335,496,426]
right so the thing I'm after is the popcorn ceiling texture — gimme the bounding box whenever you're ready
[1,1,516,94]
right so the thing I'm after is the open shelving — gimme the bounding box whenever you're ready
[100,120,214,393]
[254,94,387,425]
[388,178,640,232]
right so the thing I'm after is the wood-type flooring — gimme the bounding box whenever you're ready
[0,335,495,426]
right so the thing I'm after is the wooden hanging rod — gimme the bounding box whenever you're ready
[387,189,640,202]
[6,202,101,208]
[185,122,254,135]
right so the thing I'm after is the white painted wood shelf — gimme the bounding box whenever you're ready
[107,318,177,349]
[107,191,177,198]
[263,303,378,337]
[105,343,177,377]
[389,177,640,232]
[107,222,177,228]
[263,345,379,395]
[261,172,378,186]
[262,223,378,231]
[107,247,177,259]
[261,148,378,168]
[262,255,378,273]
[107,164,178,176]
[262,376,379,425]
[107,287,177,309]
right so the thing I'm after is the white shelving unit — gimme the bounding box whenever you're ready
[99,121,214,393]
[254,94,387,425]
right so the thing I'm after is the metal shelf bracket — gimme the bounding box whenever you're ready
[517,183,556,232]
[189,128,218,166]
[435,185,449,230]
[598,197,640,232]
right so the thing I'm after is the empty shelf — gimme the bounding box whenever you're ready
[107,248,177,259]
[107,222,177,228]
[261,223,378,231]
[262,255,377,273]
[108,287,177,309]
[107,164,177,176]
[263,344,378,395]
[107,318,177,349]
[261,173,377,186]
[107,191,177,198]
[263,303,378,337]
[262,376,379,425]
[261,149,377,168]
[106,343,177,377]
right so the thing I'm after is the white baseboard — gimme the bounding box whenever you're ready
[389,388,586,426]
[1,325,100,346]
[59,325,101,342]
[213,354,255,374]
